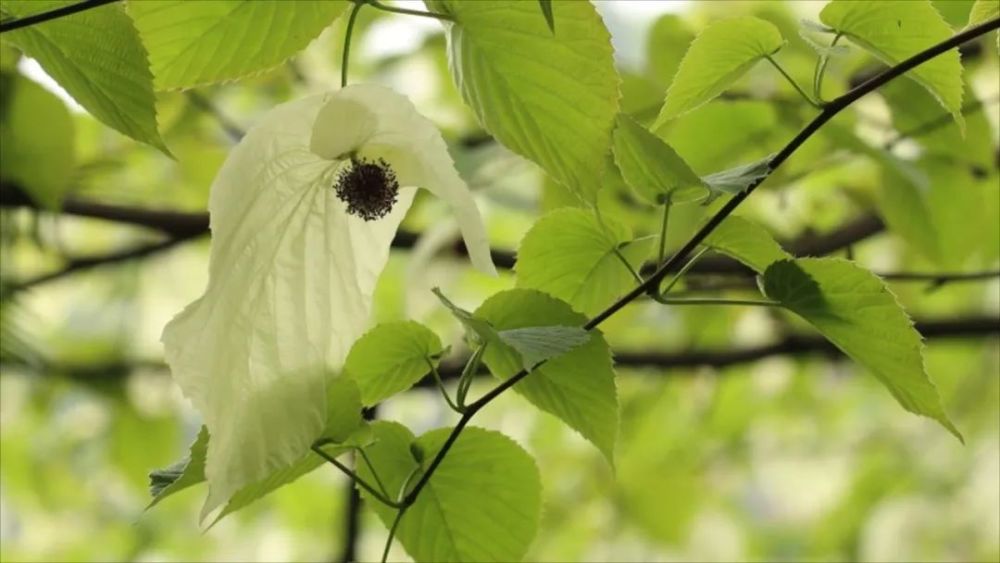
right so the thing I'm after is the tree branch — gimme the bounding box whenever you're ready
[0,185,885,287]
[0,0,119,33]
[399,15,1000,510]
[9,315,997,383]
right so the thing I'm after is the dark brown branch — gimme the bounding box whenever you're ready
[0,0,119,33]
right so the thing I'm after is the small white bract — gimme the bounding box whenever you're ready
[161,84,495,518]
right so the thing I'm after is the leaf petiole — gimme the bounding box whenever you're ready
[425,357,463,414]
[651,297,781,307]
[765,54,822,108]
[341,1,365,88]
[380,465,421,562]
[362,0,455,21]
[649,246,710,301]
[658,199,672,266]
[311,442,404,509]
[812,32,843,103]
[456,343,486,410]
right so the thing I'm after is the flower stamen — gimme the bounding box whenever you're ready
[333,157,400,221]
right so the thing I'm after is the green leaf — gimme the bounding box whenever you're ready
[358,422,542,563]
[820,0,965,130]
[1,0,167,153]
[431,288,590,372]
[703,216,790,274]
[646,14,694,87]
[432,287,498,345]
[822,122,942,263]
[612,114,708,204]
[128,0,347,90]
[146,424,368,527]
[321,376,365,442]
[537,0,554,33]
[209,440,353,526]
[701,154,774,202]
[761,258,961,440]
[496,325,590,371]
[515,208,652,317]
[653,16,784,125]
[344,321,444,406]
[967,0,1000,27]
[427,0,619,201]
[147,426,208,508]
[0,75,74,208]
[883,78,995,171]
[475,289,619,462]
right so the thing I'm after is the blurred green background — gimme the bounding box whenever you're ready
[1,1,998,561]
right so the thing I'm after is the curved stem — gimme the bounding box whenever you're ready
[813,33,843,103]
[456,344,485,410]
[341,1,364,88]
[766,55,820,108]
[381,505,409,563]
[426,357,462,413]
[380,464,421,562]
[400,16,1000,512]
[0,0,117,33]
[364,0,454,21]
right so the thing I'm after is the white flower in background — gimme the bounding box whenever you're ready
[162,84,495,517]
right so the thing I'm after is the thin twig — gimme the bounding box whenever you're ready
[0,0,118,33]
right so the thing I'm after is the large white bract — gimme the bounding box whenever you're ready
[161,84,495,518]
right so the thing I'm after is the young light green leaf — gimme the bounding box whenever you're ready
[0,75,74,209]
[967,0,1000,28]
[148,426,208,508]
[358,423,542,563]
[820,0,965,130]
[537,0,555,33]
[432,288,590,371]
[1,0,167,153]
[762,258,961,440]
[703,216,790,274]
[344,321,444,406]
[822,122,942,263]
[320,376,365,443]
[497,326,590,371]
[653,16,785,125]
[516,208,653,317]
[612,114,708,204]
[475,289,618,462]
[427,0,619,201]
[128,1,347,90]
[701,154,774,201]
[646,14,695,87]
[432,287,498,345]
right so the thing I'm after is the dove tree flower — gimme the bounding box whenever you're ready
[161,84,495,517]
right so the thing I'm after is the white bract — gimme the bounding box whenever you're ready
[161,84,495,518]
